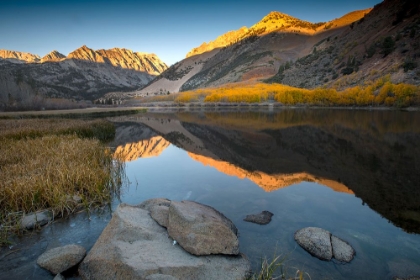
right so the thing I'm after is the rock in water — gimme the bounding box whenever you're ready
[37,244,86,274]
[294,227,333,261]
[20,210,52,230]
[294,227,355,263]
[79,203,250,280]
[168,200,239,256]
[331,235,355,262]
[244,211,274,225]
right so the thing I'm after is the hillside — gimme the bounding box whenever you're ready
[267,0,420,89]
[0,46,168,109]
[135,8,370,96]
[132,0,419,98]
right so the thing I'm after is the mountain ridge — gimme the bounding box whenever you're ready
[186,9,372,58]
[0,46,168,109]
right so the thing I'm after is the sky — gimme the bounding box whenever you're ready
[0,0,380,66]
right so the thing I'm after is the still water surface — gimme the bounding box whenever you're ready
[1,109,420,279]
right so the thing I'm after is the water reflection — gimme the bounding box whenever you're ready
[111,109,420,234]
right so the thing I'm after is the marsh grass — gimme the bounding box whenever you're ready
[0,119,115,142]
[0,119,123,245]
[249,254,310,280]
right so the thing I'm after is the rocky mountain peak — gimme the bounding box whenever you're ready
[40,50,65,63]
[0,49,40,63]
[185,9,371,59]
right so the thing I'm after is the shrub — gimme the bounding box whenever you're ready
[381,37,395,57]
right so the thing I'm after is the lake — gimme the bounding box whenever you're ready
[1,109,420,279]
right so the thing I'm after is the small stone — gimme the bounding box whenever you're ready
[244,211,273,225]
[37,244,86,274]
[72,195,82,203]
[331,235,355,262]
[20,210,52,230]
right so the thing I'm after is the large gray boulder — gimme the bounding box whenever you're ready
[138,198,171,228]
[167,200,239,256]
[294,227,355,262]
[79,203,250,280]
[37,244,86,274]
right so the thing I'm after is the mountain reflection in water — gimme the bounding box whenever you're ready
[111,109,420,234]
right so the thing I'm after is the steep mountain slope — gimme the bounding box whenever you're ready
[0,46,168,108]
[267,0,420,88]
[40,50,66,63]
[0,50,40,63]
[186,9,371,58]
[135,8,369,95]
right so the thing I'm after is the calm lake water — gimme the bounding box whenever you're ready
[1,109,420,280]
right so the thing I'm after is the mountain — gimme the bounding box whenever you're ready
[186,9,371,58]
[40,50,65,63]
[135,8,370,96]
[134,0,419,97]
[0,50,40,63]
[0,46,168,109]
[267,0,420,89]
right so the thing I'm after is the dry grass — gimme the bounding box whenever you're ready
[248,254,310,280]
[0,119,123,245]
[0,119,115,142]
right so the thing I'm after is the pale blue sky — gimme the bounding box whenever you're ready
[0,0,380,65]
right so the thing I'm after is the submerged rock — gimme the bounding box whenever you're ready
[53,274,65,280]
[244,211,274,225]
[294,227,355,262]
[20,210,53,230]
[79,203,250,280]
[37,244,86,274]
[294,227,333,260]
[168,200,239,256]
[331,235,355,262]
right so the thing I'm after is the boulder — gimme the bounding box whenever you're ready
[79,203,250,280]
[294,227,332,261]
[331,235,355,262]
[294,227,355,263]
[167,200,239,256]
[137,198,171,211]
[150,205,169,228]
[53,274,65,280]
[244,211,274,225]
[20,210,53,230]
[37,244,86,274]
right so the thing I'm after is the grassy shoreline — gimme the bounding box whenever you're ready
[0,106,146,119]
[0,118,124,245]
